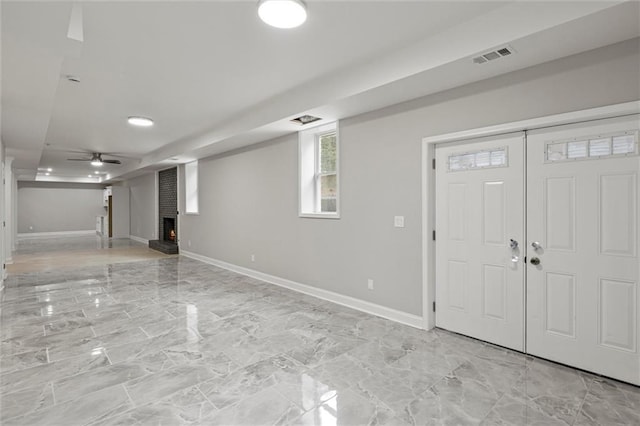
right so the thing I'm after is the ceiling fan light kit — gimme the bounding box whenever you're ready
[90,153,103,166]
[258,0,307,29]
[67,152,122,166]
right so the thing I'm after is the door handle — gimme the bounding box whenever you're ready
[531,241,542,250]
[509,239,519,249]
[530,257,541,266]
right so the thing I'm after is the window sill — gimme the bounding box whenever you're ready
[299,212,340,219]
[183,212,199,216]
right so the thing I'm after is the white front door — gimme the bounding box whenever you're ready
[435,133,525,351]
[526,116,640,385]
[434,115,640,385]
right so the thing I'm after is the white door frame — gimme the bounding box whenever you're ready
[421,100,640,330]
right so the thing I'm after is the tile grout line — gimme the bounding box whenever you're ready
[139,326,152,339]
[196,385,220,412]
[104,348,114,366]
[570,376,595,426]
[121,383,136,407]
[50,381,57,405]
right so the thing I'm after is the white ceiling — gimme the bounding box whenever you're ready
[2,1,638,183]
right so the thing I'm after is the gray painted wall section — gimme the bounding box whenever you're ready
[128,173,157,241]
[17,183,105,233]
[152,39,638,316]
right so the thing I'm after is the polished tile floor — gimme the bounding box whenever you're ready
[1,236,639,425]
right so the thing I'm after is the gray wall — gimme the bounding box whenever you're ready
[163,39,638,317]
[17,182,105,233]
[128,173,157,241]
[1,139,4,291]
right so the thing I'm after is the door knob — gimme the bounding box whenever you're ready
[531,241,542,250]
[509,239,519,249]
[530,257,541,266]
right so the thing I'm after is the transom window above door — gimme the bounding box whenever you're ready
[545,130,638,163]
[447,147,507,172]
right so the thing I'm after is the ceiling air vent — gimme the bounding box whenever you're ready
[472,46,515,65]
[291,115,321,125]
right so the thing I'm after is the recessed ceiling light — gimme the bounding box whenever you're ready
[47,168,52,172]
[94,171,100,174]
[45,173,50,176]
[88,175,93,178]
[258,0,307,29]
[128,116,154,127]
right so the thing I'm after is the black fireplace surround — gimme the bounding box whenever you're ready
[149,167,179,254]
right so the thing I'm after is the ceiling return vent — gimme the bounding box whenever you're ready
[472,46,515,64]
[291,114,322,125]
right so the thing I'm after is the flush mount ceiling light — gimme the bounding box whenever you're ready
[258,0,307,29]
[127,116,154,127]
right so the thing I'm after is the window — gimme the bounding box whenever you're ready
[299,121,339,218]
[185,160,198,214]
[448,147,507,172]
[545,130,638,163]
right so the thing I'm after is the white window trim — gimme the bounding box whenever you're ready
[184,160,199,215]
[299,121,340,219]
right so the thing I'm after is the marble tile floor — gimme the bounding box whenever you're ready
[1,238,639,425]
[6,235,171,275]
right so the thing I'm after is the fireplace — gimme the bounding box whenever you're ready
[163,217,176,242]
[149,167,179,254]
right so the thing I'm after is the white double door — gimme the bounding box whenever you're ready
[435,116,640,385]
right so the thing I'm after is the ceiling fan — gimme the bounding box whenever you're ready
[67,153,121,166]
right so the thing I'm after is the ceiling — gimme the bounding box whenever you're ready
[2,1,638,184]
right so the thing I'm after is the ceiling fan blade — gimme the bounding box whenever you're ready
[47,145,137,159]
[102,159,122,164]
[67,158,90,161]
[99,152,136,159]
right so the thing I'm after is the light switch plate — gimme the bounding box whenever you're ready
[394,216,405,228]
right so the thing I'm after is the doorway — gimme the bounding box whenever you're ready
[430,112,639,385]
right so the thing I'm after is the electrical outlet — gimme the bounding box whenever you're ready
[251,254,255,262]
[367,279,374,290]
[188,240,191,247]
[394,216,405,228]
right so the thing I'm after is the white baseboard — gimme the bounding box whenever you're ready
[17,230,96,239]
[129,235,149,245]
[180,250,424,330]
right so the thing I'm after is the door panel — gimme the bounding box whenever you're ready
[526,116,640,385]
[435,133,525,351]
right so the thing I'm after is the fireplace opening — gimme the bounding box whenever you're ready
[163,217,176,242]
